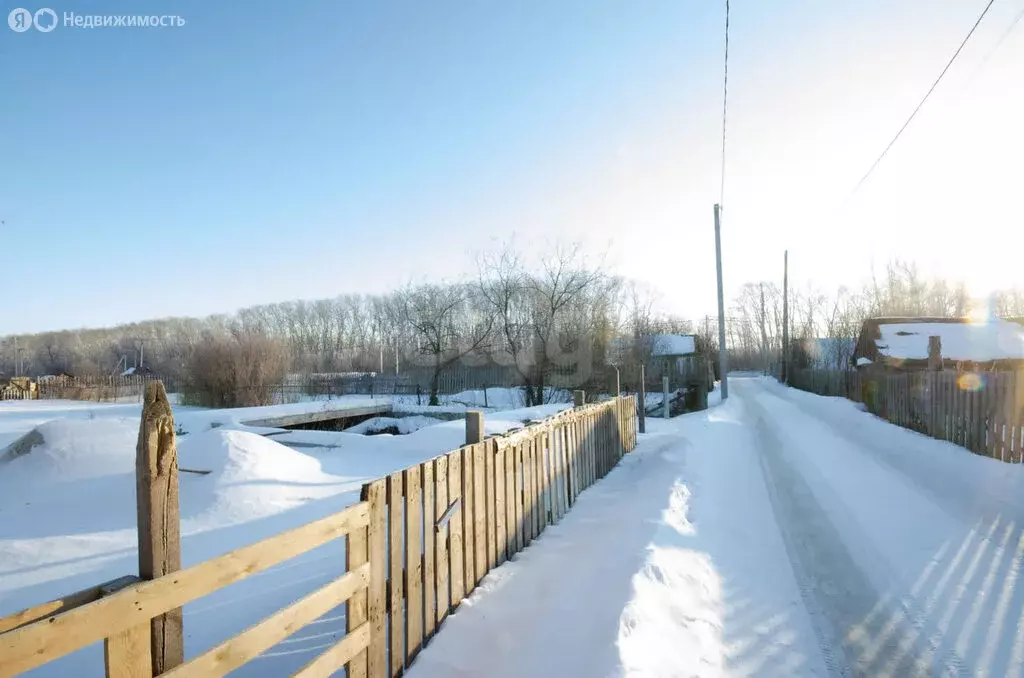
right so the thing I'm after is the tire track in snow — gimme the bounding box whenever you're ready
[740,383,960,677]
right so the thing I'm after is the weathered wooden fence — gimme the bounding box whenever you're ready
[34,375,164,402]
[790,368,1024,463]
[0,385,638,678]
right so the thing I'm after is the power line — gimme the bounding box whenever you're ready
[970,2,1024,82]
[848,0,998,198]
[719,0,730,207]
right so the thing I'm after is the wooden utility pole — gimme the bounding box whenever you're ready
[759,283,768,376]
[638,364,646,434]
[782,251,789,384]
[714,204,729,399]
[136,381,183,673]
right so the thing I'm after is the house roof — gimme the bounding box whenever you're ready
[854,317,1024,366]
[651,334,697,357]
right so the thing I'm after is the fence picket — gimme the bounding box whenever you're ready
[403,465,423,664]
[421,462,435,641]
[386,473,404,678]
[447,451,465,607]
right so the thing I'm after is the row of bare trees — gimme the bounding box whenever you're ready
[726,260,1024,373]
[0,244,702,406]
[5,254,1021,404]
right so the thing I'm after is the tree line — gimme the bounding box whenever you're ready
[0,245,707,406]
[4,253,1021,405]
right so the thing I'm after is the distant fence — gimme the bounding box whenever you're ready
[0,384,638,677]
[789,368,1024,462]
[33,375,160,402]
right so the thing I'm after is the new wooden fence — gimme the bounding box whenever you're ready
[0,385,638,678]
[790,368,1024,463]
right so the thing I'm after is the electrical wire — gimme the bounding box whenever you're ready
[719,0,730,208]
[848,0,998,198]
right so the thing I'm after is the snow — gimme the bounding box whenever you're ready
[0,395,575,677]
[651,334,697,356]
[12,376,1024,676]
[408,376,1024,677]
[856,357,873,366]
[344,415,443,435]
[876,320,1024,362]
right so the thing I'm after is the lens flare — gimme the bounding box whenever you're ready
[957,372,985,392]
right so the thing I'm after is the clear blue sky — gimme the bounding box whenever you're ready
[2,0,1021,335]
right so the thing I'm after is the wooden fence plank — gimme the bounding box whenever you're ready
[504,443,517,558]
[447,450,465,607]
[485,441,498,572]
[347,520,369,678]
[387,473,404,678]
[421,461,436,641]
[473,442,487,586]
[403,465,423,664]
[540,430,552,527]
[494,444,507,566]
[0,502,370,678]
[524,438,536,542]
[513,443,524,551]
[363,480,387,678]
[104,623,153,678]
[461,445,475,594]
[434,456,449,626]
[162,564,370,678]
[532,440,540,540]
[292,622,371,678]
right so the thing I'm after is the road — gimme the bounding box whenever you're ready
[408,376,1024,677]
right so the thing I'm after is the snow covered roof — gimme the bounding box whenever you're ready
[870,319,1024,363]
[651,334,697,357]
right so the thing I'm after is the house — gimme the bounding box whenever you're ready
[650,334,714,389]
[852,317,1024,373]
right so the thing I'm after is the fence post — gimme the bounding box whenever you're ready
[638,364,646,434]
[466,410,484,445]
[573,390,585,408]
[135,381,183,674]
[663,376,670,419]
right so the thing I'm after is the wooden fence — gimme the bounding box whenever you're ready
[0,386,638,677]
[33,375,162,402]
[790,368,1024,463]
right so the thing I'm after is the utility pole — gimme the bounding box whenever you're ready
[782,250,789,384]
[12,337,17,377]
[759,283,768,376]
[714,204,729,400]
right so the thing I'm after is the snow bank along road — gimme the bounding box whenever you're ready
[408,376,1024,677]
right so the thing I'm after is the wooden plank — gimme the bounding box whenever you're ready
[162,564,370,678]
[540,430,552,526]
[403,465,423,663]
[558,424,569,518]
[485,440,498,572]
[521,439,533,543]
[362,480,388,678]
[516,446,524,553]
[387,472,404,678]
[434,456,450,626]
[136,381,183,674]
[0,502,370,678]
[0,576,131,635]
[421,461,436,641]
[448,450,465,606]
[347,520,369,678]
[473,442,487,585]
[292,622,371,678]
[536,438,544,540]
[104,623,153,678]
[494,444,507,566]
[504,442,517,558]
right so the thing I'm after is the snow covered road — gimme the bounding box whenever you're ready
[407,377,1024,677]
